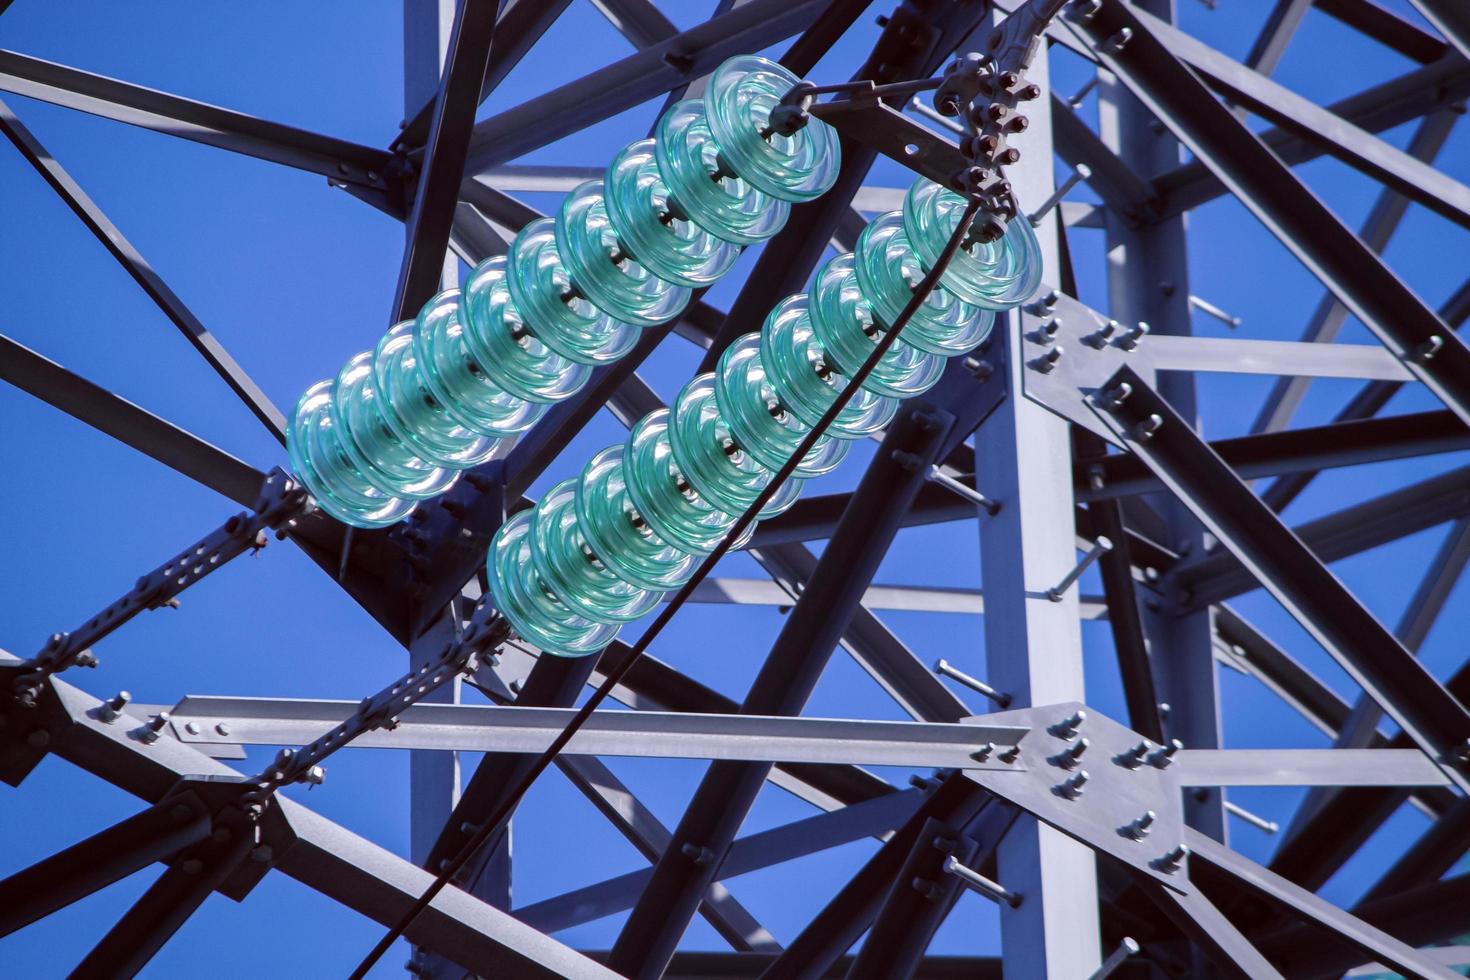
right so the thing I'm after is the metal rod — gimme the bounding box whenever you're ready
[926,465,1000,515]
[1087,937,1141,980]
[1188,293,1242,328]
[933,659,1012,707]
[1069,75,1098,108]
[942,855,1021,908]
[1225,800,1279,834]
[1045,536,1113,602]
[1029,164,1092,225]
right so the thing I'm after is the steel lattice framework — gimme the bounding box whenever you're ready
[2,0,1469,976]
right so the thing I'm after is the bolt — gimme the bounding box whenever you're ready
[1031,346,1064,373]
[1412,335,1444,363]
[1155,844,1189,873]
[1131,413,1163,440]
[303,765,326,785]
[441,499,467,518]
[251,845,274,864]
[911,876,941,900]
[1059,770,1090,799]
[1150,738,1183,769]
[1053,737,1089,769]
[998,744,1022,764]
[1101,383,1134,413]
[964,357,994,380]
[183,721,200,735]
[680,843,715,866]
[140,712,170,744]
[1027,289,1060,315]
[1117,741,1149,769]
[1118,321,1150,351]
[1033,319,1061,344]
[1105,27,1133,52]
[1084,320,1118,349]
[99,691,132,723]
[26,729,50,748]
[215,723,231,736]
[1124,811,1156,840]
[1050,710,1086,739]
[973,741,997,761]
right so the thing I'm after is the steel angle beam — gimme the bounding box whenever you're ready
[0,334,266,508]
[391,0,504,321]
[0,651,615,979]
[1146,884,1285,980]
[462,0,831,173]
[1318,0,1451,63]
[1070,2,1470,427]
[0,49,394,198]
[0,97,288,442]
[1143,336,1414,381]
[1087,365,1470,792]
[1186,829,1463,980]
[168,696,1027,769]
[1173,750,1453,788]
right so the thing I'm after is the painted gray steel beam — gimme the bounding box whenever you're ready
[1144,336,1414,381]
[392,0,504,321]
[678,575,1110,618]
[607,408,955,978]
[461,0,830,174]
[0,96,288,442]
[1244,0,1313,75]
[555,755,779,952]
[0,49,395,196]
[1318,0,1450,63]
[1155,53,1470,219]
[1148,882,1285,980]
[1073,2,1470,429]
[590,0,678,49]
[1408,0,1470,65]
[1093,366,1470,792]
[0,652,615,978]
[517,790,926,935]
[0,333,266,508]
[1262,274,1470,513]
[1249,109,1458,437]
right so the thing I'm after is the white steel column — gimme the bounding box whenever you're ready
[974,36,1103,979]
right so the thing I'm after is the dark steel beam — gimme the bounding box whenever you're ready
[1050,94,1163,222]
[1358,796,1470,906]
[68,809,254,979]
[1095,365,1470,791]
[591,0,678,50]
[1147,880,1285,980]
[1263,276,1470,513]
[0,96,287,442]
[1074,2,1470,428]
[0,333,266,508]
[1317,0,1451,62]
[757,776,991,979]
[0,793,211,937]
[1087,409,1470,503]
[395,0,576,149]
[780,0,873,76]
[1409,0,1470,65]
[607,406,954,978]
[391,0,503,321]
[0,49,395,198]
[461,0,832,174]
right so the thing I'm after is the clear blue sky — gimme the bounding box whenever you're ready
[1,0,1467,975]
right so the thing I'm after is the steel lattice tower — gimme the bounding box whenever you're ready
[2,0,1469,976]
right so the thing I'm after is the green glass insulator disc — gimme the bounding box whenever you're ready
[854,211,993,356]
[624,409,746,554]
[486,510,620,656]
[668,373,802,520]
[655,100,789,246]
[373,317,500,468]
[808,253,944,399]
[507,218,637,364]
[714,333,847,477]
[287,379,417,529]
[605,139,741,288]
[903,179,1043,310]
[332,350,458,500]
[556,179,691,327]
[578,445,701,591]
[705,55,840,203]
[760,294,897,439]
[528,478,661,624]
[414,288,544,439]
[460,256,590,404]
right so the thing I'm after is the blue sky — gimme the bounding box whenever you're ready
[1,0,1467,975]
